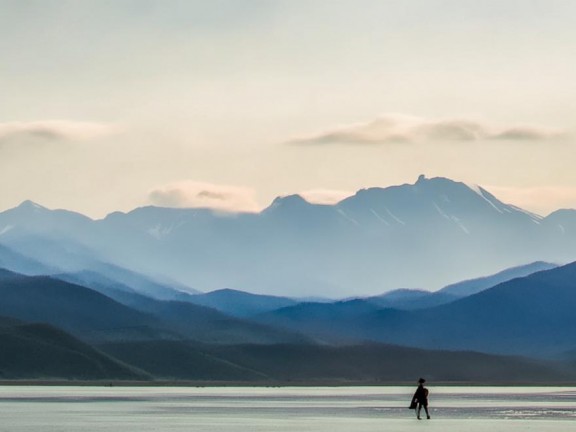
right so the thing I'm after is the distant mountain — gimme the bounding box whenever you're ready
[54,272,312,344]
[0,243,56,275]
[258,261,576,357]
[187,289,299,317]
[0,268,310,346]
[134,299,312,345]
[439,261,558,297]
[54,263,201,301]
[256,300,383,344]
[363,289,458,310]
[0,268,174,342]
[0,200,93,239]
[100,340,576,383]
[1,176,576,296]
[377,260,576,357]
[0,319,149,380]
[362,261,558,310]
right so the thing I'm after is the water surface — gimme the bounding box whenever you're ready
[0,386,574,431]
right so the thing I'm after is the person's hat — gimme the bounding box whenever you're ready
[418,378,426,383]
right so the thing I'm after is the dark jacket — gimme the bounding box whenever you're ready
[412,385,429,406]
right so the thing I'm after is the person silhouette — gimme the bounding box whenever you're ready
[411,378,430,420]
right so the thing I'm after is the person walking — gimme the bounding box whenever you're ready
[411,378,430,420]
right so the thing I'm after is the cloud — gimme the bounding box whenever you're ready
[148,181,261,213]
[287,114,567,146]
[490,127,564,141]
[299,189,354,205]
[0,120,119,145]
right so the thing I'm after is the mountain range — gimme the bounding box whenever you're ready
[1,175,575,297]
[1,254,576,381]
[1,175,576,382]
[256,261,576,357]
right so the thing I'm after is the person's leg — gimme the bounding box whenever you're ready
[417,404,422,419]
[424,404,430,419]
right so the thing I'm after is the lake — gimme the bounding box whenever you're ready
[0,386,574,431]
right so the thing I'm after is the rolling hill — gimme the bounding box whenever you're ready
[0,268,311,345]
[0,268,172,342]
[187,288,299,317]
[99,340,576,383]
[0,320,149,380]
[257,261,576,357]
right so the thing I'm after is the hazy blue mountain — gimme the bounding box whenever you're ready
[2,234,200,300]
[364,289,459,310]
[0,200,93,239]
[0,243,56,275]
[52,272,311,344]
[376,260,576,357]
[0,268,174,342]
[439,261,558,297]
[2,176,576,297]
[188,289,299,317]
[258,261,576,357]
[545,209,576,233]
[362,261,558,310]
[0,268,310,346]
[54,263,201,301]
[0,203,199,299]
[256,299,383,344]
[134,299,312,345]
[0,320,149,380]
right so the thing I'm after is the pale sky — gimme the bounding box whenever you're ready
[1,0,576,217]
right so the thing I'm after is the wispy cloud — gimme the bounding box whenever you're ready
[287,114,567,146]
[148,181,261,213]
[0,120,119,145]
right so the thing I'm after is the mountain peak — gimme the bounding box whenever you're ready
[16,200,48,212]
[413,175,460,188]
[265,194,312,213]
[273,194,308,205]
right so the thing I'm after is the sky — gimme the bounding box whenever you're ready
[1,0,576,218]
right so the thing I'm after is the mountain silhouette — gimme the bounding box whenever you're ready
[257,261,576,357]
[0,319,149,380]
[186,288,298,317]
[0,268,310,346]
[0,268,174,342]
[99,340,576,383]
[1,175,576,296]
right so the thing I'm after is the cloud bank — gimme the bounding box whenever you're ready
[148,181,261,213]
[0,120,119,145]
[288,114,566,146]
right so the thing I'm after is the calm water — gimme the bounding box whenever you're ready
[0,386,575,431]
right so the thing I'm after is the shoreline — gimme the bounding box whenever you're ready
[2,379,576,387]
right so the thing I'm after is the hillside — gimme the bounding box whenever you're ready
[257,262,576,357]
[187,289,299,317]
[0,320,148,380]
[0,268,176,341]
[439,261,558,297]
[99,340,575,383]
[0,268,312,345]
[362,261,558,310]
